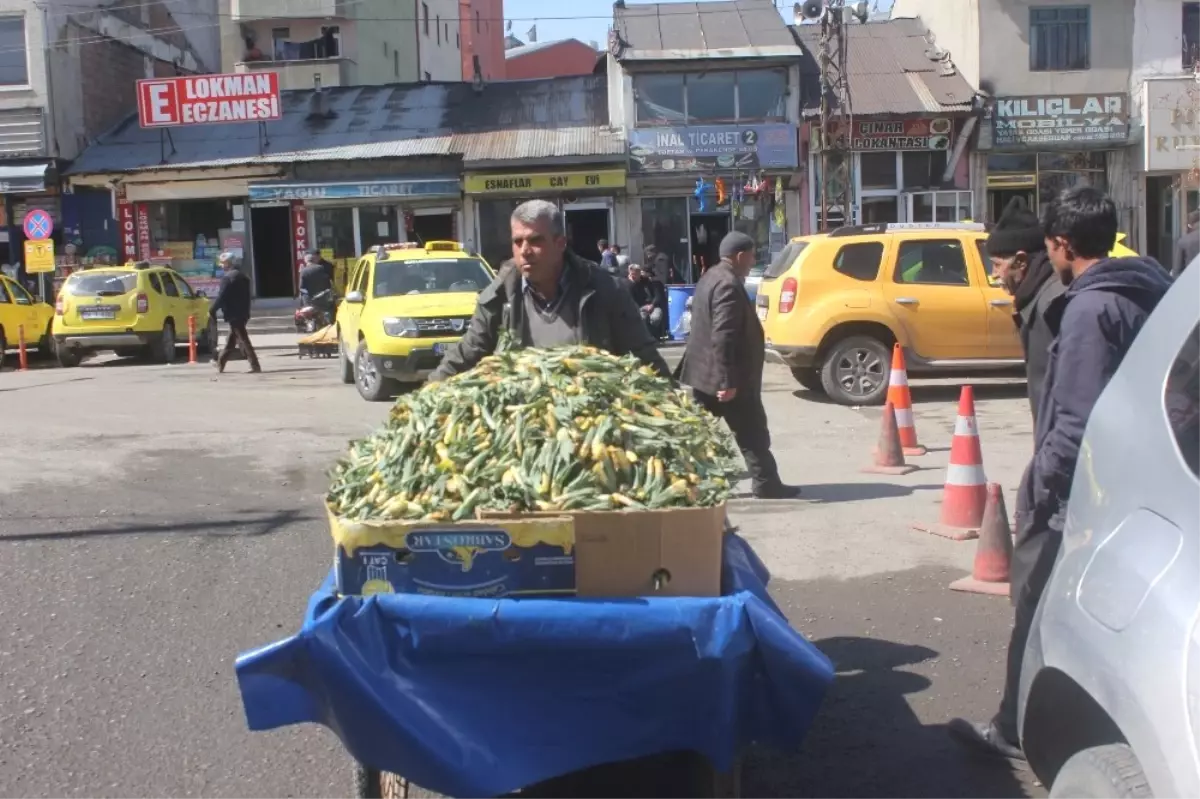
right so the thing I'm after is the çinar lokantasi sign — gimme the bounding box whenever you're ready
[992,93,1129,147]
[137,72,282,129]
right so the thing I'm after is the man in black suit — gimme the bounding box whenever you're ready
[209,251,261,374]
[680,232,800,500]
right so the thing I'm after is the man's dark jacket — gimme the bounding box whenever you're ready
[209,268,252,324]
[679,260,763,396]
[1011,251,1066,423]
[299,262,334,299]
[1174,229,1199,277]
[627,276,666,313]
[430,250,670,380]
[1012,256,1171,601]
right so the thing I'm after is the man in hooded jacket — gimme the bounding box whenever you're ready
[950,187,1173,760]
[985,197,1065,424]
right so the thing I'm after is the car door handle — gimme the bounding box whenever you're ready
[989,299,1013,307]
[894,297,919,306]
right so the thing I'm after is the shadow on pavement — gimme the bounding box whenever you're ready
[799,482,943,503]
[0,509,313,543]
[909,382,1028,404]
[0,375,96,392]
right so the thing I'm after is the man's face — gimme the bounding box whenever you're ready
[1045,236,1075,286]
[989,252,1028,296]
[512,217,566,282]
[730,249,755,277]
[628,266,643,282]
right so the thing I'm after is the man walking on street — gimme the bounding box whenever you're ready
[986,196,1065,423]
[431,200,669,380]
[949,187,1171,760]
[1174,210,1199,278]
[680,231,801,500]
[209,252,261,374]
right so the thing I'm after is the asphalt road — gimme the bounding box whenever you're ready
[0,347,1041,798]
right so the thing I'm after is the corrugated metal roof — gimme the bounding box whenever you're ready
[505,39,596,59]
[613,0,803,61]
[794,18,977,117]
[67,75,620,176]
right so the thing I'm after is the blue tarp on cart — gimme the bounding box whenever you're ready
[235,534,834,798]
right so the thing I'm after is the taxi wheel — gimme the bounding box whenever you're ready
[820,335,890,406]
[38,321,55,358]
[157,322,177,364]
[338,330,354,384]
[57,345,81,368]
[355,340,394,402]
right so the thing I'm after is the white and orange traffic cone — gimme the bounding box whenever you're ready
[949,483,1013,597]
[863,401,918,475]
[886,344,925,456]
[913,385,986,541]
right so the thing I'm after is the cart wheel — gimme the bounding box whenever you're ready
[353,763,442,799]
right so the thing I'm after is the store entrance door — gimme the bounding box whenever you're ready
[690,213,729,279]
[564,207,610,262]
[987,189,1035,223]
[250,205,295,298]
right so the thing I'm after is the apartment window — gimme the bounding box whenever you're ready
[445,22,450,42]
[1029,6,1090,71]
[0,16,26,86]
[423,3,430,36]
[394,50,399,77]
[436,15,441,44]
[476,10,481,32]
[271,27,290,61]
[1185,2,1200,68]
[634,69,787,126]
[456,32,460,49]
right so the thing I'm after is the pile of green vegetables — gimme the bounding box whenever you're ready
[326,345,741,522]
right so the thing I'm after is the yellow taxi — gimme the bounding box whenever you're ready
[52,263,214,367]
[336,241,495,401]
[0,273,55,361]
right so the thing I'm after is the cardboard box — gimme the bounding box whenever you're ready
[484,503,728,599]
[330,507,576,598]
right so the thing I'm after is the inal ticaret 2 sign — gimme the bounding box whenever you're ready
[137,73,282,128]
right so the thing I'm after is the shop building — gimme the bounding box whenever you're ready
[67,76,624,297]
[794,18,981,231]
[892,0,1140,231]
[606,0,804,281]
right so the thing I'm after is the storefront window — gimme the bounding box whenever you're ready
[146,199,234,297]
[860,152,898,190]
[861,196,900,224]
[640,197,689,283]
[1037,170,1107,216]
[477,198,521,271]
[987,153,1037,173]
[1037,151,1105,171]
[313,207,356,259]
[359,206,398,251]
[686,72,736,123]
[902,150,949,190]
[736,70,787,121]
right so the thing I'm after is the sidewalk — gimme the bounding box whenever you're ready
[240,334,688,353]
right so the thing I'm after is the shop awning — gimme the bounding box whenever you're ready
[247,178,461,204]
[463,169,626,196]
[0,162,50,193]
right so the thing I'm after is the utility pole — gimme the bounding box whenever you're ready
[815,1,854,231]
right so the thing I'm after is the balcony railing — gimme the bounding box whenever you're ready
[230,0,346,21]
[235,57,355,90]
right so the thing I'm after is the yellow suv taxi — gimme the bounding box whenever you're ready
[53,264,214,367]
[756,222,1024,406]
[0,273,55,361]
[336,241,495,401]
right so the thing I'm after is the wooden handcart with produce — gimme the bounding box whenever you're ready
[235,344,834,798]
[297,323,339,359]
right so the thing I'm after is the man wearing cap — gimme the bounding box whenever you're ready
[984,197,1065,423]
[298,249,335,306]
[209,251,261,374]
[680,231,800,500]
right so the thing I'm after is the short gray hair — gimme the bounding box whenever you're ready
[511,199,564,237]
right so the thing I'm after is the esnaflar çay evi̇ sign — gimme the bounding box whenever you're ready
[992,93,1129,146]
[136,72,283,129]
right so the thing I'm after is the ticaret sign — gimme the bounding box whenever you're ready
[136,72,282,128]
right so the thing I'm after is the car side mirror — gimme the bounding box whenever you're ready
[344,290,364,304]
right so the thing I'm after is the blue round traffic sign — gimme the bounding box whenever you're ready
[23,209,52,240]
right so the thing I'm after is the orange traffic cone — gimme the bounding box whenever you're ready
[949,483,1013,597]
[913,386,987,541]
[17,324,28,372]
[863,402,918,475]
[886,344,925,456]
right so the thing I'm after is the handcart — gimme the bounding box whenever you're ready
[298,323,339,359]
[235,534,834,798]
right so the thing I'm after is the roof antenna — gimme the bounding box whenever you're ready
[472,55,485,93]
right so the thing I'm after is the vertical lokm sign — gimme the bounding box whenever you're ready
[291,202,309,282]
[137,72,282,128]
[118,202,136,262]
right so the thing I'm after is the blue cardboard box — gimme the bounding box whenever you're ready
[330,508,576,598]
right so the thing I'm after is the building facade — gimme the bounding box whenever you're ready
[504,39,600,80]
[0,0,217,295]
[892,0,1142,239]
[607,0,804,283]
[221,0,467,89]
[460,0,505,81]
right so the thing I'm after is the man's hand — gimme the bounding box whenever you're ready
[642,304,653,313]
[717,387,738,402]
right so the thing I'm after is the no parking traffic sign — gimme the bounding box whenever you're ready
[23,209,52,240]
